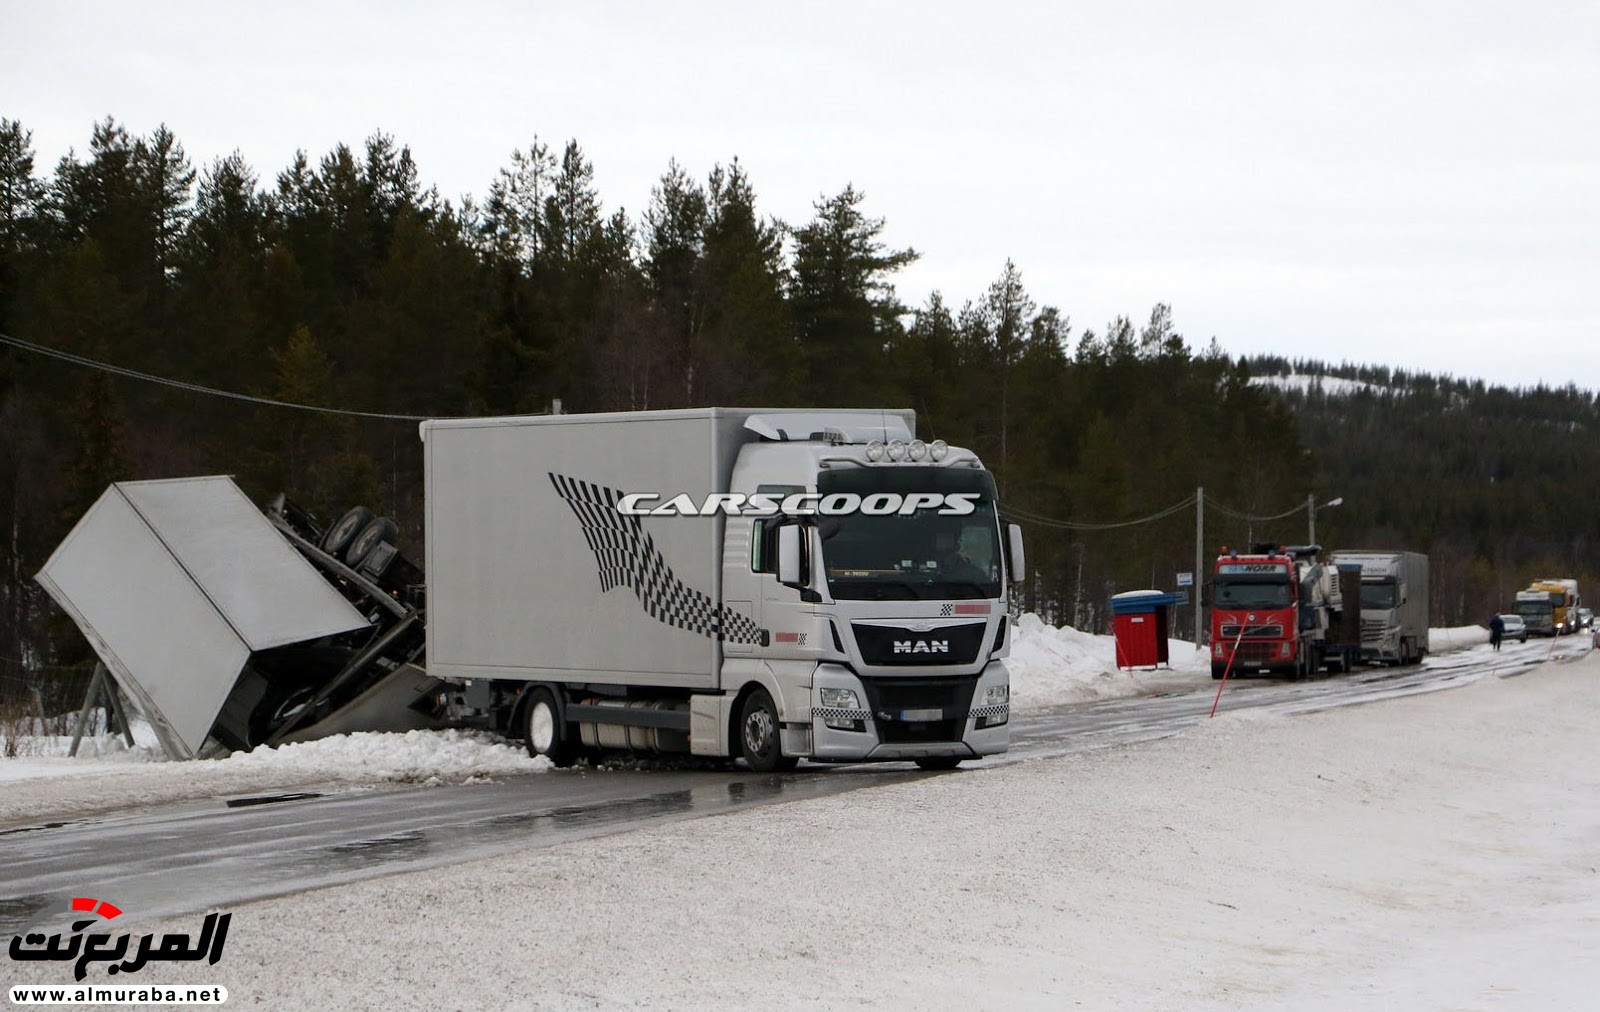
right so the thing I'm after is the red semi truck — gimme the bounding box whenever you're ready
[1209,544,1361,680]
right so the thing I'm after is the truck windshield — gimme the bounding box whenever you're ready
[816,468,1001,601]
[1360,582,1398,609]
[1515,600,1551,618]
[1214,579,1293,609]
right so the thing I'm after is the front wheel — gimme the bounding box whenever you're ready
[739,688,798,773]
[522,687,576,767]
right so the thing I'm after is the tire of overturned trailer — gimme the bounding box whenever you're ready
[346,516,399,568]
[322,505,373,555]
[520,686,577,767]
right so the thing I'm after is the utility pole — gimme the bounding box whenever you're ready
[1308,494,1343,547]
[1195,486,1204,649]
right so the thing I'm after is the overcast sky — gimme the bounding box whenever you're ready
[5,1,1595,390]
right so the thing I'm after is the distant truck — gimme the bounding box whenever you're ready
[1532,578,1581,634]
[1209,544,1362,679]
[423,408,1024,771]
[1514,588,1556,636]
[1328,551,1429,665]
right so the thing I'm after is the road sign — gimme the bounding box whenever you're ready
[1176,571,1194,587]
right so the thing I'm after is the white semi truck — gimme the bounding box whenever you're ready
[422,408,1023,771]
[1328,550,1430,665]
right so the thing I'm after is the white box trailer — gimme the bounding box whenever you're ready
[1328,550,1430,664]
[423,408,1023,771]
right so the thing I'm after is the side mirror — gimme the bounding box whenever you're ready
[1006,523,1026,585]
[777,524,805,586]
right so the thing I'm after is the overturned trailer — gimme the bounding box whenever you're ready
[36,477,442,759]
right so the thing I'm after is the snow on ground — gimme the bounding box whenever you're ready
[0,729,548,825]
[1430,623,1489,651]
[13,644,1594,1009]
[1250,373,1392,398]
[0,614,1496,824]
[1006,612,1209,708]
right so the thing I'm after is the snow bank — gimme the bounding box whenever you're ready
[223,729,550,783]
[1007,612,1207,710]
[1430,624,1490,651]
[0,729,549,825]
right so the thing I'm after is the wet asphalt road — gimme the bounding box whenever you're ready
[1,635,1588,933]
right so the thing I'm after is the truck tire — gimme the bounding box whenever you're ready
[738,687,797,773]
[346,516,399,567]
[322,505,373,555]
[915,756,962,771]
[522,687,577,767]
[1211,663,1228,680]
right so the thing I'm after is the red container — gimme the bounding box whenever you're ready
[1109,590,1179,670]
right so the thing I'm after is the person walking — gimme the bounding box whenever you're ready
[1489,613,1505,651]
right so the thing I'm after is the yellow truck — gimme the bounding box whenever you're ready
[1528,578,1581,635]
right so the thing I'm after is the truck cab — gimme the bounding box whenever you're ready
[719,434,1015,769]
[1514,589,1556,636]
[1209,545,1358,679]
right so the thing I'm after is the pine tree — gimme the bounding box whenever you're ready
[789,184,916,405]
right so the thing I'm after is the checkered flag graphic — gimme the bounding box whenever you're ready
[549,473,763,645]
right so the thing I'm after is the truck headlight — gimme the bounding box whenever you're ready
[983,684,1009,705]
[820,687,860,709]
[1280,643,1292,657]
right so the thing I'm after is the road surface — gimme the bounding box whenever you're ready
[1,635,1586,934]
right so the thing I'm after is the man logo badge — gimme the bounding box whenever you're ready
[893,640,949,654]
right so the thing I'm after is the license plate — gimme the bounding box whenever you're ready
[899,708,943,721]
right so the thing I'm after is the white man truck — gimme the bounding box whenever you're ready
[422,408,1023,771]
[1328,550,1429,665]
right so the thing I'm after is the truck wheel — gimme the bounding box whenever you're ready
[522,687,576,767]
[322,506,372,555]
[915,756,962,771]
[346,516,399,567]
[738,688,797,773]
[1211,663,1228,680]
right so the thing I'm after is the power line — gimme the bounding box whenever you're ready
[0,330,445,422]
[1002,493,1198,532]
[1206,497,1307,523]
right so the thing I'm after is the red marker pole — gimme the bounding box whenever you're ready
[1209,629,1246,719]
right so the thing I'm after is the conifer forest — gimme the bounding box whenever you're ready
[3,118,1596,701]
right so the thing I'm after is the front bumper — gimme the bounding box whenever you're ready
[805,661,1010,762]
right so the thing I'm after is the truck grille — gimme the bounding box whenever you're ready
[858,675,978,743]
[1229,642,1283,665]
[1219,624,1283,639]
[1360,618,1386,640]
[851,622,986,666]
